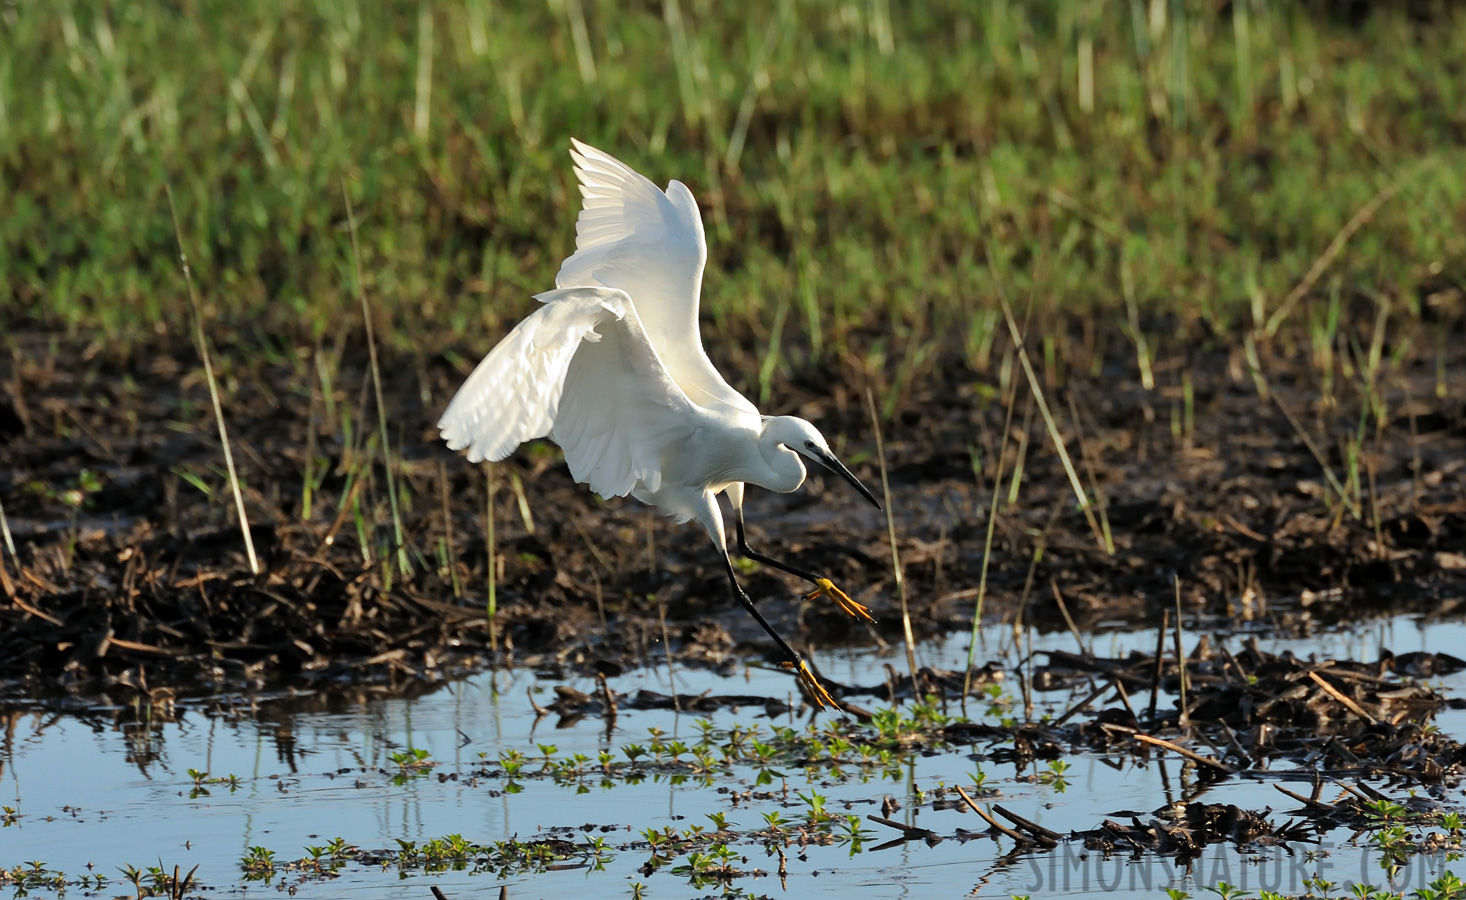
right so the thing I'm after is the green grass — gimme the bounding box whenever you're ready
[2,1,1463,360]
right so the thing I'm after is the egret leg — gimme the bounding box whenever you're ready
[734,512,875,623]
[719,552,837,709]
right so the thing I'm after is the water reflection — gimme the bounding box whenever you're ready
[1,613,1464,899]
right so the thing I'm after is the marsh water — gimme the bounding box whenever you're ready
[7,612,1466,899]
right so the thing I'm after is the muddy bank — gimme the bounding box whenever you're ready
[1,323,1464,701]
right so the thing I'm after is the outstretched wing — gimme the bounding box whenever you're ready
[556,139,757,418]
[438,288,630,464]
[440,287,698,502]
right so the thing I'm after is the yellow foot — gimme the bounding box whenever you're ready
[805,577,875,623]
[783,658,837,709]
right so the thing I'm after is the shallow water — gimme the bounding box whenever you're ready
[6,613,1466,898]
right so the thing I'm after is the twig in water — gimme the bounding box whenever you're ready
[1133,732,1236,774]
[993,805,1062,843]
[1273,782,1335,811]
[658,594,679,712]
[1147,608,1169,723]
[1049,580,1089,657]
[1050,680,1112,728]
[865,815,938,841]
[1173,577,1188,731]
[1111,677,1137,719]
[596,672,618,723]
[954,786,1030,845]
[1307,670,1379,725]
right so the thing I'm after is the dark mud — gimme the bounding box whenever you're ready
[2,321,1464,702]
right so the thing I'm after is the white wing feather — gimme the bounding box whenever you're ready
[438,288,629,464]
[556,139,757,418]
[551,294,698,500]
[439,286,697,503]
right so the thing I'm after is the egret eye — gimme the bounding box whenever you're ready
[804,440,816,450]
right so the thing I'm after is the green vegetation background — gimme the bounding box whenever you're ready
[3,0,1463,365]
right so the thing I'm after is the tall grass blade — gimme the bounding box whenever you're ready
[439,460,461,598]
[658,594,679,712]
[1066,392,1115,555]
[0,499,15,600]
[413,3,433,142]
[724,16,779,174]
[865,386,917,699]
[1007,391,1033,507]
[1263,166,1419,338]
[1121,256,1154,390]
[961,354,1020,704]
[342,180,411,577]
[508,470,536,535]
[1244,347,1361,520]
[1173,575,1188,731]
[166,185,259,575]
[562,0,598,86]
[485,461,498,652]
[989,264,1106,552]
[0,496,15,559]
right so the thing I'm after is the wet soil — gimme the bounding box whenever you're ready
[1,320,1464,702]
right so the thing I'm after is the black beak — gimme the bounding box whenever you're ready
[808,445,883,511]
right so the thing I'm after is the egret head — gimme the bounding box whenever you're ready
[765,417,882,511]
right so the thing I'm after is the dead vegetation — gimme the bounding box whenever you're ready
[0,320,1463,703]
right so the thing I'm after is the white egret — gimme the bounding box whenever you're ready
[439,139,880,706]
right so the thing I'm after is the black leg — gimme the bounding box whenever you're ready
[720,551,798,658]
[719,551,835,708]
[734,509,875,623]
[735,512,822,582]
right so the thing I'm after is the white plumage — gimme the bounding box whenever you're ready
[556,139,758,419]
[439,140,881,707]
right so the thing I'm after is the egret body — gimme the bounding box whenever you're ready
[439,140,879,706]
